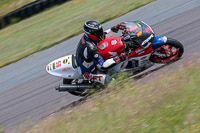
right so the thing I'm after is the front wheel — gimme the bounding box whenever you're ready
[150,38,184,63]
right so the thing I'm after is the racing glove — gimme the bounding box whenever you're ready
[111,23,126,33]
[113,53,127,63]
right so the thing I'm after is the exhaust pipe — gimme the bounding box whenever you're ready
[55,84,90,92]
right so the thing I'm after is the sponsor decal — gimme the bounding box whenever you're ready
[145,27,151,33]
[62,67,70,72]
[141,34,154,46]
[68,75,72,77]
[136,31,142,37]
[56,61,61,68]
[53,63,56,70]
[127,25,138,32]
[47,64,53,71]
[136,42,151,54]
[49,64,52,71]
[136,22,141,27]
[47,65,50,71]
[111,40,117,45]
[141,21,154,33]
[83,72,103,81]
[138,51,145,55]
[63,59,68,64]
[52,61,61,70]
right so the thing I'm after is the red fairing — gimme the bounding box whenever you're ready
[129,44,152,58]
[98,37,124,60]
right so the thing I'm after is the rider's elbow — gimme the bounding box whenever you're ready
[102,58,116,69]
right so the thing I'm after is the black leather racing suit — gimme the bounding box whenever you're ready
[76,35,120,81]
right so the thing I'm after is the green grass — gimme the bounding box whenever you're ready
[0,0,35,16]
[0,123,5,133]
[23,63,200,133]
[0,0,154,68]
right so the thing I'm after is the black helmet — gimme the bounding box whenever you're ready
[83,20,104,41]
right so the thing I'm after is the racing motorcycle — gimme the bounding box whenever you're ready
[46,21,184,96]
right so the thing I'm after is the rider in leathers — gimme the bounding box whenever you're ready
[76,20,126,84]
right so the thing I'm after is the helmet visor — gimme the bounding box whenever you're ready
[91,28,104,40]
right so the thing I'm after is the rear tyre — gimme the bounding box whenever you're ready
[150,38,184,63]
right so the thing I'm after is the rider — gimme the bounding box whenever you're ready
[75,20,127,84]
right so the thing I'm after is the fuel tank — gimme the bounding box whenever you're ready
[98,37,124,60]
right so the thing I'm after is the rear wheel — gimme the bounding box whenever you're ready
[150,38,184,63]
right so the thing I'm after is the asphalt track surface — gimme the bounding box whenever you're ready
[0,0,200,131]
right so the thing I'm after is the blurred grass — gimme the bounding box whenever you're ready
[0,0,154,68]
[0,0,35,16]
[24,63,200,133]
[0,123,5,133]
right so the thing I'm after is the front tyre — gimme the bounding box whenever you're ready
[150,38,184,63]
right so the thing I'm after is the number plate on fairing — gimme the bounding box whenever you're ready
[46,55,81,79]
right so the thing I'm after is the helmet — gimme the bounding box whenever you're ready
[83,20,104,41]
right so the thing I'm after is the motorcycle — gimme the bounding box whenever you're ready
[46,21,184,96]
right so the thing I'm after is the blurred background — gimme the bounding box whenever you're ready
[0,0,71,29]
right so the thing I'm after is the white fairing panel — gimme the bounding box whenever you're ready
[46,55,82,79]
